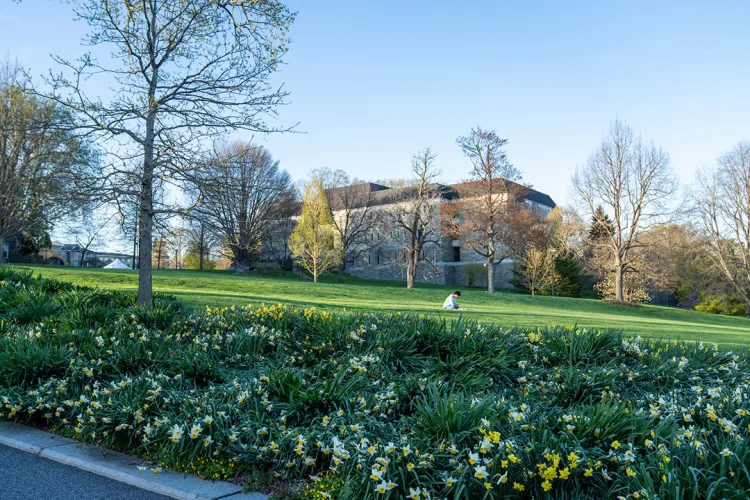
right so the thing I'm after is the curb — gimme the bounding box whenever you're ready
[0,421,267,500]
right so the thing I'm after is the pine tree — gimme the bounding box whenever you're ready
[289,180,341,282]
[554,253,584,297]
[589,205,614,240]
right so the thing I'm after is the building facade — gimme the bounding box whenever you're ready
[343,181,554,288]
[264,179,556,288]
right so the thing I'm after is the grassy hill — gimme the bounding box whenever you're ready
[12,264,750,347]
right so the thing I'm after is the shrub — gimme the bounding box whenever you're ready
[694,294,747,316]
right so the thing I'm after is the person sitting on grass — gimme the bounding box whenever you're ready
[442,290,462,310]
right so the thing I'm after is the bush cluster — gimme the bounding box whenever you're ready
[1,267,750,499]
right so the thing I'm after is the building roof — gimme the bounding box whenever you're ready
[324,179,556,211]
[54,243,85,252]
[450,179,556,208]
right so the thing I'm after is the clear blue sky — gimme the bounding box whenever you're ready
[2,1,749,207]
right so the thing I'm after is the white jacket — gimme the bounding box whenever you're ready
[443,295,460,309]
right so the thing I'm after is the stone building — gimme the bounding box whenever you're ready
[310,179,556,288]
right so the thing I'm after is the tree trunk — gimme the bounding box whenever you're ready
[550,255,556,297]
[487,256,495,293]
[0,236,5,264]
[337,254,345,283]
[406,253,416,289]
[614,264,624,302]
[138,93,156,308]
[337,252,345,282]
[138,201,153,308]
[232,246,247,274]
[198,225,204,270]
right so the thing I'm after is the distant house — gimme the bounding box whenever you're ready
[49,243,86,267]
[43,244,135,268]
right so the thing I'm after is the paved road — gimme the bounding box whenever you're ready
[0,444,172,500]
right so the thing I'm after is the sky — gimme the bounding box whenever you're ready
[2,0,750,210]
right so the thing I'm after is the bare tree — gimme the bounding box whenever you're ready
[185,215,218,271]
[572,120,678,302]
[37,1,296,306]
[312,168,382,282]
[388,148,444,289]
[167,224,190,270]
[692,141,750,313]
[0,59,94,262]
[263,192,298,277]
[547,207,586,260]
[636,223,709,297]
[61,209,116,267]
[452,127,542,293]
[152,232,169,271]
[196,142,293,272]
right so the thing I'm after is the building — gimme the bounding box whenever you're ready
[42,244,135,268]
[264,179,556,288]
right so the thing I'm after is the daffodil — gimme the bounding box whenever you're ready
[474,465,488,480]
[169,424,183,442]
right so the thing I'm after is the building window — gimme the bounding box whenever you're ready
[377,252,380,265]
[453,247,461,262]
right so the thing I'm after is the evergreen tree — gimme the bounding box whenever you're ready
[554,253,584,297]
[588,205,614,240]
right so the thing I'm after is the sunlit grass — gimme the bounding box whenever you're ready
[15,264,750,347]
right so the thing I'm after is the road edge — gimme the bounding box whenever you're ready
[0,421,266,500]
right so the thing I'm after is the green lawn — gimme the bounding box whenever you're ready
[13,264,750,347]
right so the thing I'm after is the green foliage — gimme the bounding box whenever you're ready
[185,252,216,270]
[554,252,584,298]
[413,385,494,448]
[2,268,750,498]
[694,294,747,316]
[0,335,69,388]
[289,180,340,282]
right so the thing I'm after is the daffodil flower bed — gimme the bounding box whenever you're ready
[1,268,750,499]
